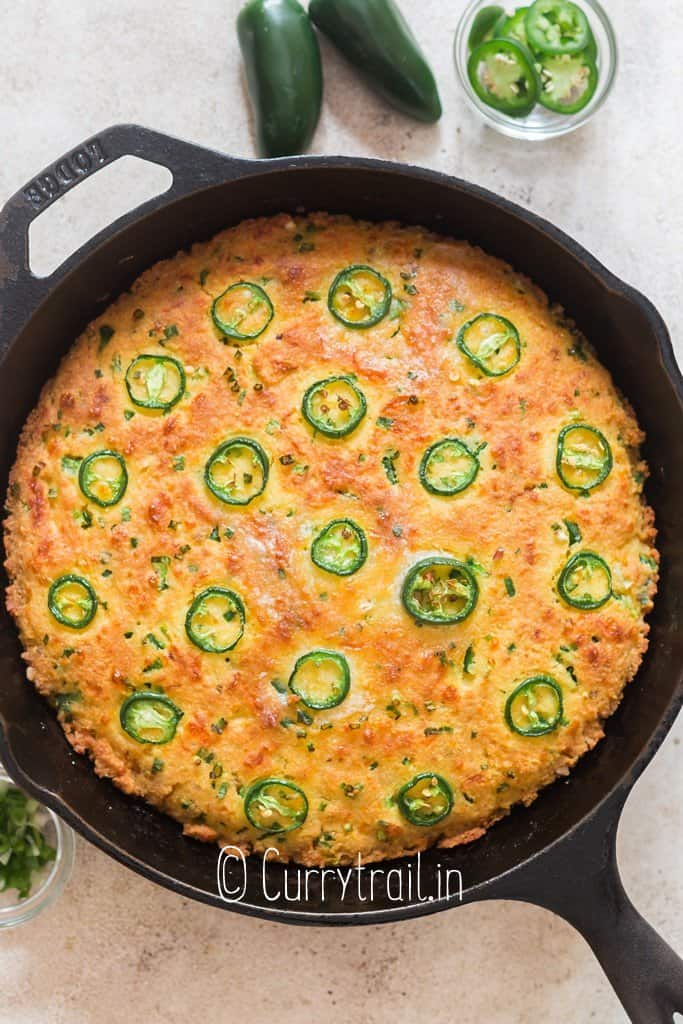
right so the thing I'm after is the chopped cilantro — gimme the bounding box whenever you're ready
[98,325,115,350]
[151,555,171,591]
[382,448,400,485]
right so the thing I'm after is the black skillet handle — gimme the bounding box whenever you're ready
[498,791,683,1022]
[0,123,253,300]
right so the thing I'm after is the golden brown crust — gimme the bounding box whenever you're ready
[4,213,658,866]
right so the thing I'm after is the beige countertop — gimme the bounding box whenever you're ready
[0,1,681,1021]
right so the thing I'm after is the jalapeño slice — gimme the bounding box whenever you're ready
[78,450,128,507]
[402,557,478,625]
[525,0,590,55]
[419,438,481,496]
[556,424,612,491]
[48,575,97,629]
[125,354,186,411]
[505,675,563,736]
[468,4,504,50]
[495,6,530,47]
[311,518,368,575]
[457,313,521,376]
[288,649,350,710]
[211,282,274,342]
[558,550,612,609]
[244,778,308,834]
[302,376,367,438]
[537,52,598,113]
[328,265,392,328]
[467,38,539,118]
[397,772,453,826]
[185,586,246,652]
[205,437,269,505]
[120,691,183,744]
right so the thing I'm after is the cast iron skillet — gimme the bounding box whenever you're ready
[0,125,681,1021]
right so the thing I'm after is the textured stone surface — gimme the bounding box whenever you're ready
[0,1,680,1021]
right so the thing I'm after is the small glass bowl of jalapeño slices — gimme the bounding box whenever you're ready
[454,0,617,139]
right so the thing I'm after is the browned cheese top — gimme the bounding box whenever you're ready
[4,213,657,865]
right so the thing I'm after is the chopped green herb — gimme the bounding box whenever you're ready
[61,455,81,474]
[376,416,394,430]
[464,644,475,675]
[73,506,93,529]
[98,325,115,350]
[0,784,56,899]
[151,555,171,591]
[143,658,163,673]
[382,448,400,485]
[340,782,364,798]
[173,455,185,471]
[564,519,582,545]
[144,633,165,650]
[504,577,516,597]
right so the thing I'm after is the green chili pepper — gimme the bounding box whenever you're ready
[244,778,308,833]
[302,376,367,437]
[467,38,539,118]
[205,437,269,505]
[48,575,98,629]
[309,0,442,123]
[525,0,591,55]
[494,7,530,47]
[120,692,183,744]
[537,51,598,113]
[419,438,481,496]
[185,586,246,652]
[396,772,454,826]
[78,450,128,507]
[505,675,563,736]
[558,550,612,609]
[211,282,273,342]
[402,557,479,625]
[125,355,186,411]
[556,423,612,492]
[289,649,351,709]
[457,312,522,375]
[311,518,368,575]
[328,265,392,328]
[468,5,505,50]
[237,0,323,157]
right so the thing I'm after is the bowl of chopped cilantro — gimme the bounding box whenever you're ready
[0,768,75,927]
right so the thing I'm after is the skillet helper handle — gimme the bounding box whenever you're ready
[505,796,683,1022]
[0,123,250,289]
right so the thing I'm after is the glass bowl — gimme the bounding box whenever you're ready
[454,0,618,140]
[0,768,75,928]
